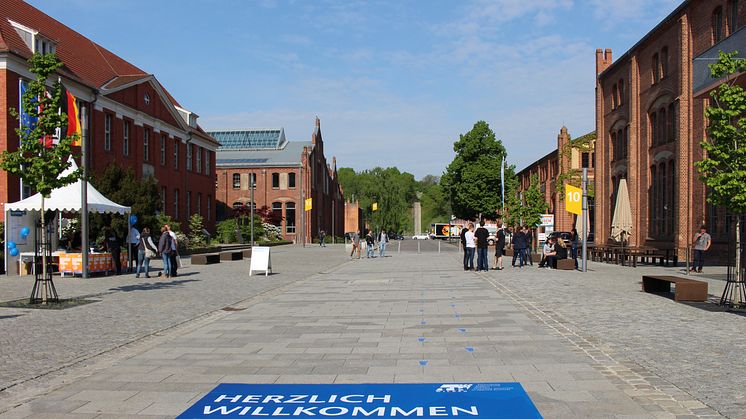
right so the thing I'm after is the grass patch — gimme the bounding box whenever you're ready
[0,298,98,310]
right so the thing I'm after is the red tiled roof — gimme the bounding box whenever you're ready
[0,0,147,88]
[101,74,152,90]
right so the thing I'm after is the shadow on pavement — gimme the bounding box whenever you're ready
[108,279,199,293]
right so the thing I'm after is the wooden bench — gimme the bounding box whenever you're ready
[555,258,575,270]
[242,248,252,259]
[642,275,708,302]
[220,251,243,261]
[191,253,221,265]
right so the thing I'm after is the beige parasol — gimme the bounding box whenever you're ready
[610,178,633,244]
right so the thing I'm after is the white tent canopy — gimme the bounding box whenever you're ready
[5,159,130,214]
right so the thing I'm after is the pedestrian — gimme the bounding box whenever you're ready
[379,229,388,258]
[460,224,469,270]
[166,225,179,277]
[135,227,158,278]
[523,226,534,266]
[512,225,526,268]
[493,220,506,270]
[570,228,579,269]
[157,226,172,278]
[350,230,361,259]
[319,230,326,247]
[691,226,711,273]
[540,237,558,269]
[555,235,568,266]
[127,224,140,272]
[365,230,375,258]
[465,223,476,271]
[104,228,122,275]
[474,220,490,272]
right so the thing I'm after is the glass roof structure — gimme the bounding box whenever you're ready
[209,129,287,150]
[216,158,270,164]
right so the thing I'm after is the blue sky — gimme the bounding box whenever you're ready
[30,0,681,178]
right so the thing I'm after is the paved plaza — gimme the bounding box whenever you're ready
[0,243,744,418]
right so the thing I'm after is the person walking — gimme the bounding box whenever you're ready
[570,228,579,269]
[104,228,122,275]
[166,225,179,277]
[379,229,388,258]
[523,226,534,266]
[157,226,172,278]
[474,220,490,272]
[319,230,326,247]
[691,226,711,273]
[350,230,361,259]
[135,227,157,278]
[127,224,140,272]
[512,225,526,268]
[493,220,506,270]
[464,223,476,271]
[365,230,375,258]
[460,224,469,270]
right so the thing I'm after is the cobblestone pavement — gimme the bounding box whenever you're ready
[0,245,349,409]
[1,245,739,418]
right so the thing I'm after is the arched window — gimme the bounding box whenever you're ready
[285,202,296,234]
[232,173,240,189]
[618,79,625,106]
[668,162,675,236]
[729,0,739,34]
[649,165,657,237]
[611,131,617,160]
[667,103,676,142]
[272,202,282,226]
[660,110,666,145]
[617,128,624,159]
[650,112,658,146]
[612,84,618,109]
[713,6,724,44]
[660,161,667,237]
[652,53,660,83]
[660,47,669,79]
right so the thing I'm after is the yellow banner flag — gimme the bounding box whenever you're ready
[565,184,582,215]
[305,198,312,211]
[372,202,378,211]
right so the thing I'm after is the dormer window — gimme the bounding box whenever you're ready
[144,92,151,105]
[8,20,56,55]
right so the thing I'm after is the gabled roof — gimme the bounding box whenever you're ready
[209,129,288,150]
[216,141,314,168]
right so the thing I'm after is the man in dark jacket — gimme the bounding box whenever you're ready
[460,225,469,270]
[104,228,122,275]
[512,226,526,268]
[158,226,172,278]
[474,220,490,272]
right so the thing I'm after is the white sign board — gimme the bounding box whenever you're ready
[540,214,554,227]
[249,246,272,276]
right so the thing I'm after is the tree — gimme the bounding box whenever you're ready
[418,175,451,228]
[0,53,80,303]
[188,214,207,248]
[503,169,522,227]
[695,51,746,295]
[555,132,596,200]
[441,121,507,220]
[522,174,548,228]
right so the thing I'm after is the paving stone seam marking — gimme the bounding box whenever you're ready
[0,255,352,414]
[477,272,724,418]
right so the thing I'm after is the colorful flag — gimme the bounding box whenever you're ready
[61,84,81,145]
[18,80,37,136]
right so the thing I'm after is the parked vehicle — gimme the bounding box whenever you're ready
[547,231,573,247]
[412,233,430,240]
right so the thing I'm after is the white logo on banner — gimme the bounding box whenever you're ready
[436,384,473,393]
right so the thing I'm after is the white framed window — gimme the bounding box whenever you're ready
[161,186,167,213]
[207,195,212,221]
[197,192,202,216]
[186,144,193,171]
[123,121,130,156]
[143,128,150,161]
[160,134,166,165]
[104,114,111,151]
[233,173,240,189]
[205,150,210,174]
[196,146,202,173]
[174,189,179,218]
[186,191,191,216]
[173,139,179,169]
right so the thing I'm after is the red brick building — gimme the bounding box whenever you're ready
[211,118,345,243]
[0,0,218,229]
[595,0,745,258]
[516,127,596,233]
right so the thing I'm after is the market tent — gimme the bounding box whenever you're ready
[610,178,633,244]
[5,159,129,214]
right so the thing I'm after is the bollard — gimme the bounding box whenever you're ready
[417,240,421,254]
[685,247,690,275]
[438,240,441,253]
[398,240,401,254]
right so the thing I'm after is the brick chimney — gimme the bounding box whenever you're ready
[596,48,613,76]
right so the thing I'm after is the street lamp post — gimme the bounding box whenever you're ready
[250,176,255,247]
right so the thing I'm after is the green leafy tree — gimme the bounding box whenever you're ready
[441,121,507,220]
[0,53,80,303]
[503,169,522,228]
[188,214,207,248]
[695,51,746,287]
[523,174,547,228]
[418,175,451,228]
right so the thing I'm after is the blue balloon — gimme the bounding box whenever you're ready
[129,215,138,225]
[7,241,16,249]
[9,248,18,257]
[20,227,30,237]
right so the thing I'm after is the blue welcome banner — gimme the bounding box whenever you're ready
[177,383,542,419]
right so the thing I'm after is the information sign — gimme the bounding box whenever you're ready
[305,198,313,211]
[248,246,272,276]
[539,214,554,227]
[565,185,582,215]
[177,383,542,419]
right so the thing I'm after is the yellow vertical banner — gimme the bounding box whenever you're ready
[565,184,582,215]
[305,198,313,211]
[372,202,378,211]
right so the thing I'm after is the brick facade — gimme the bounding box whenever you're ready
[595,0,746,259]
[516,127,596,233]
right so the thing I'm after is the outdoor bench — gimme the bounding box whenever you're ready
[191,253,221,265]
[220,250,243,261]
[641,275,708,302]
[242,248,252,258]
[555,258,575,270]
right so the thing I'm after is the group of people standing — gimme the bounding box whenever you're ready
[460,220,507,272]
[349,229,389,259]
[124,224,180,279]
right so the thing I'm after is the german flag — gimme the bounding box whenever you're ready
[61,85,81,146]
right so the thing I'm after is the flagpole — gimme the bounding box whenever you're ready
[81,105,89,279]
[501,156,506,214]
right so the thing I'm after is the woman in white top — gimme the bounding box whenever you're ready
[464,223,476,271]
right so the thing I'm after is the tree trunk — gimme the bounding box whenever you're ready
[40,194,47,304]
[737,218,742,304]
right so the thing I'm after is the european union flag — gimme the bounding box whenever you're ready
[18,79,37,136]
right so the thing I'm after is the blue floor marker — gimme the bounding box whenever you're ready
[419,360,428,366]
[418,337,426,343]
[420,320,427,325]
[458,328,466,333]
[465,347,475,352]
